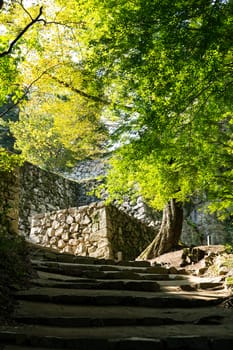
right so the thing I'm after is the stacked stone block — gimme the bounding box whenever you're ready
[30,202,112,259]
[30,202,156,261]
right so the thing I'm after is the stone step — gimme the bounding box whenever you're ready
[30,277,225,294]
[1,244,231,349]
[31,260,195,285]
[31,259,171,275]
[31,278,161,292]
[31,264,225,294]
[12,315,186,327]
[15,287,224,307]
[12,301,229,328]
[35,269,224,286]
[15,301,227,319]
[29,246,151,267]
[32,265,169,280]
[36,269,180,282]
[1,326,233,349]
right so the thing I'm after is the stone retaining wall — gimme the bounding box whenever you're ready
[0,160,160,240]
[19,162,161,238]
[30,202,156,260]
[0,169,19,234]
[106,204,157,260]
[66,157,108,181]
[1,159,230,247]
[18,162,80,237]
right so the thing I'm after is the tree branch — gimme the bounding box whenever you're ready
[48,74,110,105]
[48,74,134,113]
[0,6,43,58]
[37,19,85,30]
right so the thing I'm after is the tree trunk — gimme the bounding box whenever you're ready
[137,199,183,260]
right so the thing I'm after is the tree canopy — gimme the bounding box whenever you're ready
[74,0,233,219]
[0,0,108,170]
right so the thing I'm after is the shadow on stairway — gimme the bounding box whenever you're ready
[0,242,232,350]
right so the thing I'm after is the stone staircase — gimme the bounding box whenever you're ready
[0,245,232,350]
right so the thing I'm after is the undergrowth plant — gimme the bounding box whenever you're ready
[0,228,30,287]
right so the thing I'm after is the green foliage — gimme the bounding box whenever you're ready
[220,255,233,269]
[0,5,23,105]
[0,56,19,105]
[74,0,233,218]
[0,228,32,322]
[0,229,30,286]
[0,148,23,172]
[225,243,233,254]
[10,84,108,170]
[1,1,108,171]
[225,276,233,286]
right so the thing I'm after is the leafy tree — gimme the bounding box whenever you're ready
[1,1,232,257]
[0,0,108,170]
[11,86,107,170]
[74,0,233,257]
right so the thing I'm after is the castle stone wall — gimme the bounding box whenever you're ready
[30,202,156,261]
[1,158,230,247]
[0,169,19,234]
[18,162,80,237]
